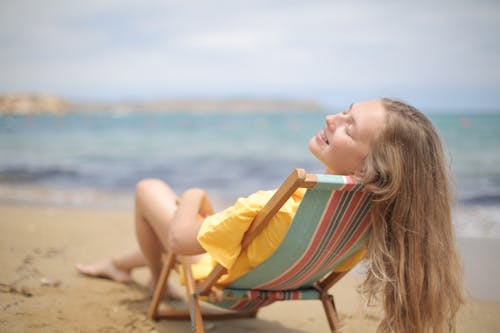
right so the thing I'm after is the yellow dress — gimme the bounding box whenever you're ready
[190,188,366,286]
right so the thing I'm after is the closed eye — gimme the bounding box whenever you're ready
[345,123,354,138]
[345,103,353,114]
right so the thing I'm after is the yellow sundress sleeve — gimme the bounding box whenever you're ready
[197,190,276,270]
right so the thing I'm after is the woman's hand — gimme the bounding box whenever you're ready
[199,192,214,218]
[181,188,214,218]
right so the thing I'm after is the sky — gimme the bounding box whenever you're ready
[0,0,499,112]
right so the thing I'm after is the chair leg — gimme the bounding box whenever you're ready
[182,259,205,333]
[320,291,341,333]
[148,252,176,320]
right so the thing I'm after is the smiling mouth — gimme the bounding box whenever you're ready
[320,130,329,144]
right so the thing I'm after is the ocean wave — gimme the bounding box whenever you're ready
[453,204,500,238]
[1,112,499,238]
[0,167,79,183]
[461,194,500,206]
[0,184,133,209]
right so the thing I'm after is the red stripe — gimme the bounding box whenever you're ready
[314,209,372,277]
[233,299,271,312]
[339,175,356,191]
[294,192,363,276]
[260,191,370,289]
[256,191,343,288]
[324,192,362,251]
[308,194,371,273]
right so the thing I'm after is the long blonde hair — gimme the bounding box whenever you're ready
[359,98,464,332]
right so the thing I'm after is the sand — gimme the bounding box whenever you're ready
[1,204,499,332]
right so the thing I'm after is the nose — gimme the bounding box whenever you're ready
[325,114,339,129]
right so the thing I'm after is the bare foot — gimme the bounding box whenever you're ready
[75,260,132,283]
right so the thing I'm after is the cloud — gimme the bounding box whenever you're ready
[0,0,499,109]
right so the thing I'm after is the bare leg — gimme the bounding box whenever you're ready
[76,178,177,284]
[134,179,178,288]
[77,178,206,298]
[76,247,146,283]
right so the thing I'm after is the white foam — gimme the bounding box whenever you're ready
[453,204,500,239]
[0,184,133,210]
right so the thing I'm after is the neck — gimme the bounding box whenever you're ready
[324,168,336,175]
[324,168,354,176]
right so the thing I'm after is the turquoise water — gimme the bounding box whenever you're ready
[431,114,500,204]
[0,112,322,199]
[1,111,500,236]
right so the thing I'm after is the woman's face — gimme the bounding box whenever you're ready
[309,99,386,175]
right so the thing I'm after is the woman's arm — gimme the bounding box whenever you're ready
[168,188,212,255]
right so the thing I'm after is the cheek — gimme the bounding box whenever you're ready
[329,139,364,166]
[330,135,351,152]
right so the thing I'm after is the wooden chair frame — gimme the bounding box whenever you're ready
[148,169,358,332]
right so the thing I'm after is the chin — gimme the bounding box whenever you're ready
[308,137,318,152]
[308,144,318,159]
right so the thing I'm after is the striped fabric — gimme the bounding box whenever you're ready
[223,288,320,300]
[214,299,275,313]
[208,174,373,312]
[208,288,323,312]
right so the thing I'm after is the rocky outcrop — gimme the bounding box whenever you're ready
[0,94,70,114]
[0,93,323,114]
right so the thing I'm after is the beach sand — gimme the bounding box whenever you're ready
[1,204,499,332]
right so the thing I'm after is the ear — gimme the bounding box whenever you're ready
[354,165,367,178]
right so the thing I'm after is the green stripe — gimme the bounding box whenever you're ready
[230,189,370,288]
[229,188,330,288]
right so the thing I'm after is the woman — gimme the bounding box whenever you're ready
[77,98,463,332]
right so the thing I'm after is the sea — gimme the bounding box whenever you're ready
[1,109,499,239]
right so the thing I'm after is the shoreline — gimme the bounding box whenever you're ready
[2,183,499,238]
[1,203,500,332]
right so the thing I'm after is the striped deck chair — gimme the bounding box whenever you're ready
[148,168,373,333]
